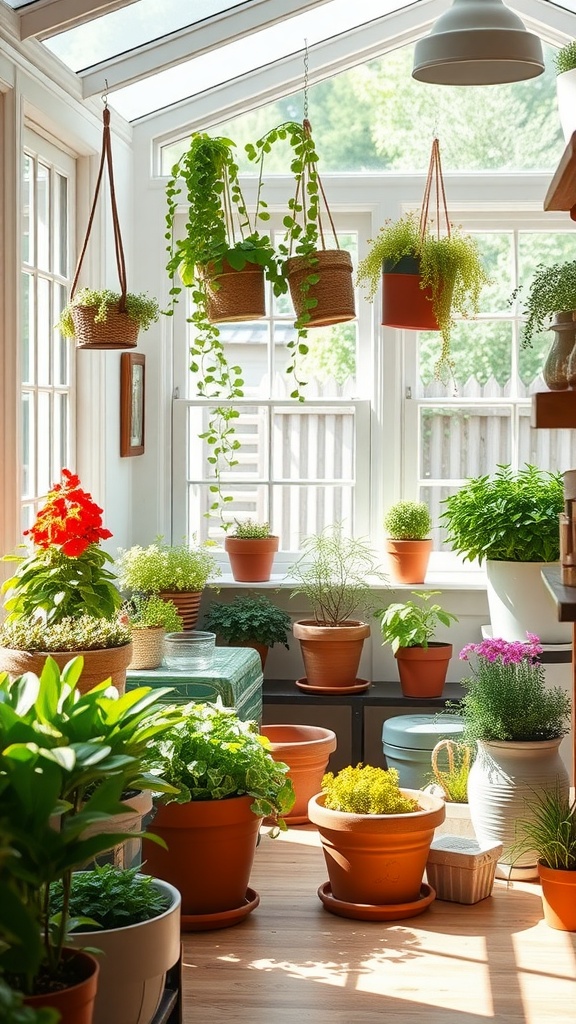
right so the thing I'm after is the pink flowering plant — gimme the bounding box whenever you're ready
[457,633,571,744]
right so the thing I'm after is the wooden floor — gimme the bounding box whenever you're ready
[181,825,576,1024]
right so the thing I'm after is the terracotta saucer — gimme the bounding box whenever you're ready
[180,887,260,931]
[317,881,436,921]
[295,678,371,695]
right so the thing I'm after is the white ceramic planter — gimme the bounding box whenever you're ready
[557,68,576,144]
[485,560,572,644]
[467,738,569,880]
[66,876,181,1024]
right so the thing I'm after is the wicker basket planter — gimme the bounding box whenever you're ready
[72,303,140,350]
[205,261,266,323]
[285,249,355,327]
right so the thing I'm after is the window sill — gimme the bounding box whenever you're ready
[208,568,488,591]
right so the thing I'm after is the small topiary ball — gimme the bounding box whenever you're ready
[383,500,432,540]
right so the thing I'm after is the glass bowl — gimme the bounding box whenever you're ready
[163,631,216,672]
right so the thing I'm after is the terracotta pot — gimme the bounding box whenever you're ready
[308,789,445,908]
[284,249,355,327]
[0,644,133,694]
[394,642,453,698]
[65,877,181,1024]
[292,620,370,689]
[385,538,433,584]
[157,591,202,631]
[381,255,441,331]
[142,795,261,920]
[205,260,266,323]
[538,861,576,931]
[24,949,100,1024]
[261,724,337,824]
[129,626,165,670]
[224,536,279,582]
[233,640,269,671]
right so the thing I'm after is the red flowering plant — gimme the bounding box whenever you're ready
[1,469,123,625]
[456,633,571,745]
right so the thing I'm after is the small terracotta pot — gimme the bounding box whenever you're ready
[385,538,433,584]
[538,861,576,931]
[394,642,453,698]
[292,619,370,689]
[0,644,133,694]
[224,536,279,582]
[308,789,445,908]
[24,949,100,1024]
[261,724,337,824]
[157,591,202,631]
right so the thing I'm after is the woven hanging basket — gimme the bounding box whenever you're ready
[205,261,266,323]
[72,304,140,350]
[285,249,355,327]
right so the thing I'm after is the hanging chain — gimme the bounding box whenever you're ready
[101,78,109,110]
[303,38,309,120]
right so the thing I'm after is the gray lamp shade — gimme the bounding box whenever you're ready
[412,0,545,85]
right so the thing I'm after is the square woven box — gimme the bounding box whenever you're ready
[426,835,503,904]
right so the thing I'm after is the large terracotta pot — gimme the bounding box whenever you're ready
[485,559,571,644]
[467,738,570,880]
[385,538,433,584]
[224,535,279,582]
[308,789,445,909]
[261,724,337,824]
[24,949,100,1024]
[65,878,181,1024]
[0,644,133,694]
[157,590,202,631]
[292,619,370,689]
[394,642,453,698]
[142,796,262,926]
[538,861,576,931]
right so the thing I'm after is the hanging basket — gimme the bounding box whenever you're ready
[205,261,266,323]
[72,304,140,350]
[285,249,355,327]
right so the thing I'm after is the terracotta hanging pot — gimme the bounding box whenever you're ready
[308,788,445,912]
[260,724,337,824]
[0,643,133,694]
[538,861,576,931]
[142,795,262,929]
[292,619,371,689]
[205,261,266,323]
[157,590,202,631]
[394,642,453,698]
[381,255,441,331]
[385,538,433,584]
[224,535,279,582]
[24,949,100,1024]
[285,249,355,327]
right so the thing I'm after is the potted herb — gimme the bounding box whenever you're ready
[554,40,576,144]
[376,590,458,698]
[142,701,295,928]
[458,634,571,879]
[383,499,433,584]
[440,463,568,643]
[510,787,576,932]
[50,864,181,1024]
[121,594,183,670]
[0,657,182,1019]
[288,523,387,691]
[426,738,476,841]
[56,287,160,349]
[356,210,488,381]
[115,537,220,630]
[514,260,576,349]
[307,763,445,919]
[0,468,132,691]
[223,519,280,582]
[202,594,291,670]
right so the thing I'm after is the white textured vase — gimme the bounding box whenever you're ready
[467,738,570,880]
[485,560,572,645]
[557,68,576,144]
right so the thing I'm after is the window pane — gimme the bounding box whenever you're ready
[53,392,69,476]
[420,405,512,481]
[419,322,513,393]
[22,154,33,265]
[37,278,51,386]
[21,272,33,385]
[272,407,355,481]
[54,172,68,278]
[21,393,34,499]
[54,282,70,386]
[37,392,51,495]
[474,232,514,315]
[37,162,50,272]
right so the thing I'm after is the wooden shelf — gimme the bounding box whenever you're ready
[531,389,576,429]
[544,131,576,213]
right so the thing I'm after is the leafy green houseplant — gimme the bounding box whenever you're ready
[376,591,457,698]
[202,595,291,669]
[56,287,160,344]
[142,701,295,924]
[308,763,445,916]
[514,260,576,348]
[289,524,387,690]
[383,499,433,584]
[50,864,170,931]
[383,500,432,540]
[356,210,489,381]
[555,41,576,74]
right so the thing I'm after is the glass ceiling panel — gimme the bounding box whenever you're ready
[102,0,409,121]
[43,0,253,72]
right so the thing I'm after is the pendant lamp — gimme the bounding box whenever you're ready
[412,0,544,86]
